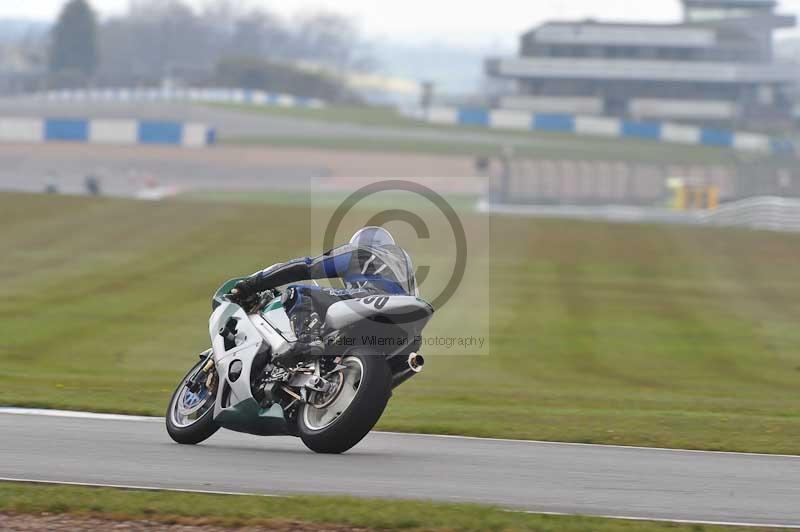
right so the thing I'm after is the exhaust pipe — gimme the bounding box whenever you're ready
[408,352,425,373]
[392,352,425,388]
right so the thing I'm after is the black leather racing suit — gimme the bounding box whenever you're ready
[233,243,416,342]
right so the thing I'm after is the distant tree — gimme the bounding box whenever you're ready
[90,0,376,91]
[98,0,218,85]
[228,12,291,60]
[289,13,366,72]
[49,0,98,80]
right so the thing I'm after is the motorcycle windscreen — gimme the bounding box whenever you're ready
[345,244,418,296]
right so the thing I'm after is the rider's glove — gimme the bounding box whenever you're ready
[229,280,256,304]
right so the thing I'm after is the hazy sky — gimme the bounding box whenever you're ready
[3,0,800,46]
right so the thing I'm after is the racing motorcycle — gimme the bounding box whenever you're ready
[166,274,434,454]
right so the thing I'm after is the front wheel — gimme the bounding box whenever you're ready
[166,357,220,445]
[298,350,391,454]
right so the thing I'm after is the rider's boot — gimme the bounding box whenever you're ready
[272,312,324,368]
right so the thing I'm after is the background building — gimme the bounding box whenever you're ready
[486,0,797,129]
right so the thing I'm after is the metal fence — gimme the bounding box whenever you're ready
[15,87,325,109]
[487,157,800,206]
[479,195,800,233]
[489,159,735,205]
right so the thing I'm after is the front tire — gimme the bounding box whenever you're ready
[298,350,391,454]
[166,358,220,445]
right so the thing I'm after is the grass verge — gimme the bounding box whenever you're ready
[0,482,777,531]
[214,103,739,164]
[223,133,736,165]
[179,189,481,212]
[209,103,784,156]
[2,192,800,453]
[210,102,425,129]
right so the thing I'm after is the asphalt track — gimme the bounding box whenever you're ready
[1,409,799,527]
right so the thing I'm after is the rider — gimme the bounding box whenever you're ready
[229,227,416,366]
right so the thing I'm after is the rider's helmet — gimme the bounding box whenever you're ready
[349,226,396,248]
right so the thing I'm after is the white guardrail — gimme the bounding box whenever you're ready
[0,117,215,147]
[421,106,795,155]
[480,196,800,233]
[704,196,800,232]
[24,87,325,109]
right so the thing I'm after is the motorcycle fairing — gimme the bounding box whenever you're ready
[209,301,288,436]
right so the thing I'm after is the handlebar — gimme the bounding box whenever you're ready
[211,278,283,312]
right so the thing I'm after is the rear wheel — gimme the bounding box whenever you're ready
[298,350,391,454]
[166,357,220,445]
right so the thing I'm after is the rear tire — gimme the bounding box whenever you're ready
[298,350,391,454]
[166,358,220,445]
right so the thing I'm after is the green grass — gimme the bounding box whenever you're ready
[0,482,776,531]
[226,135,737,164]
[2,191,800,454]
[215,102,740,164]
[180,188,482,212]
[224,132,737,165]
[211,102,425,129]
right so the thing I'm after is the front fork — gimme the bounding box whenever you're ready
[187,349,216,393]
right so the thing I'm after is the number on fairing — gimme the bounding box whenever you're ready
[361,296,389,310]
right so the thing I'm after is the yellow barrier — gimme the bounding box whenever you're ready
[670,182,720,211]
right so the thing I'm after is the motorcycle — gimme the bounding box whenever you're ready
[166,275,434,454]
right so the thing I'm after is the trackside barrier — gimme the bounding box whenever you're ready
[28,88,325,109]
[704,196,800,232]
[479,196,800,233]
[424,106,794,156]
[0,117,215,147]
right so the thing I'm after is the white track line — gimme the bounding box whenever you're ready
[0,408,160,422]
[2,407,798,459]
[376,430,800,459]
